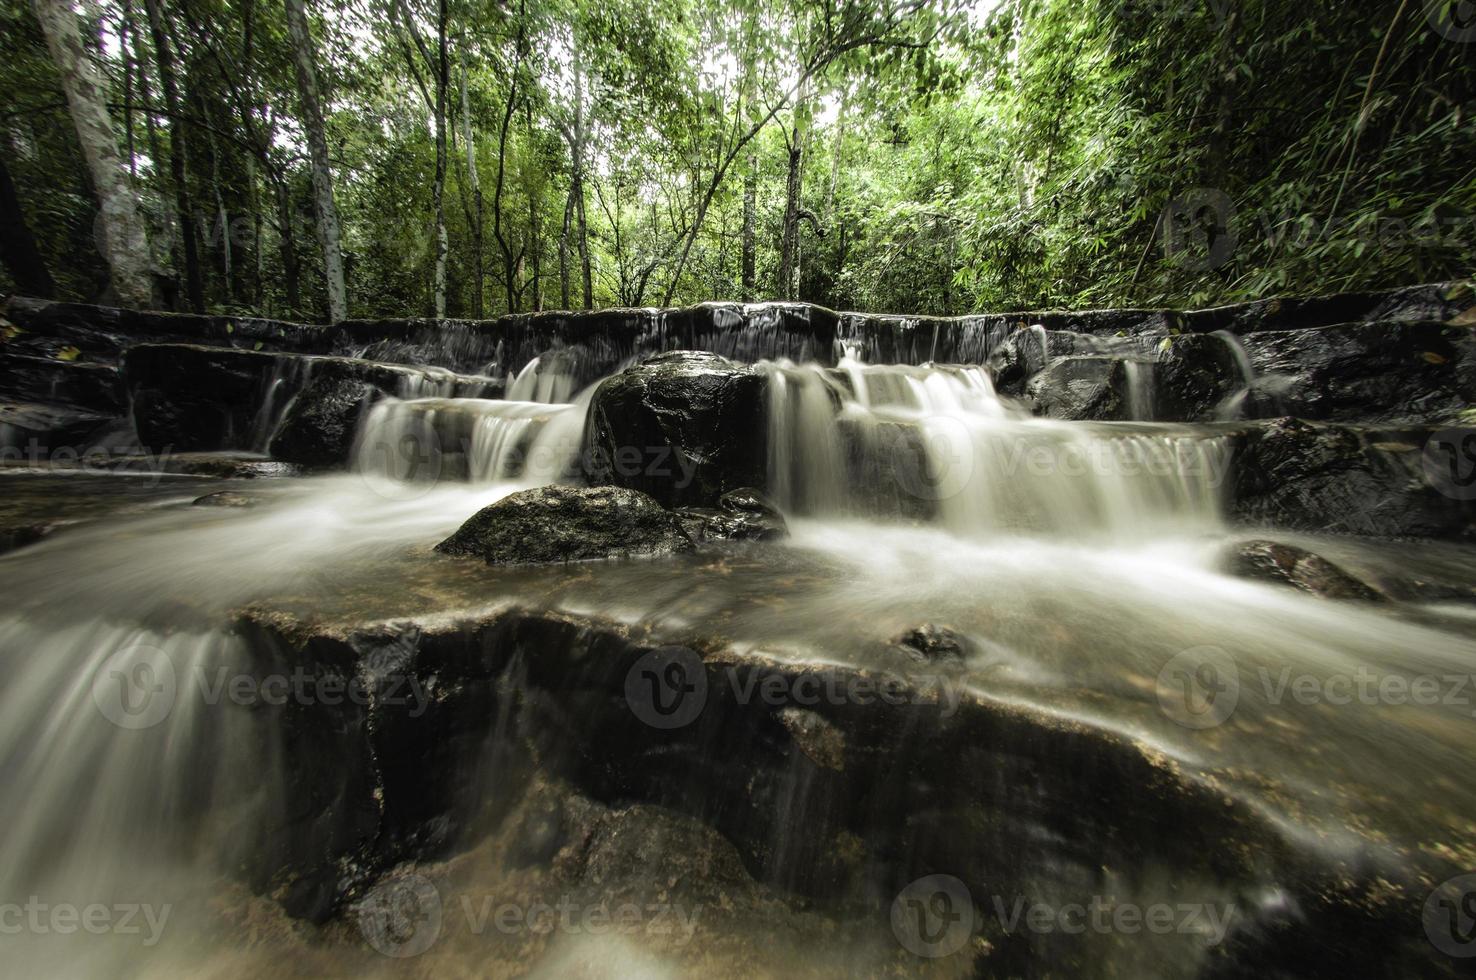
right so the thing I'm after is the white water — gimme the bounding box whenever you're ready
[2,351,1474,977]
[763,356,1228,538]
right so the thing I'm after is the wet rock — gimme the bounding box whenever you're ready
[1024,356,1128,420]
[0,352,125,414]
[675,487,789,541]
[1180,280,1474,335]
[890,624,974,666]
[583,351,767,507]
[987,329,1158,398]
[0,521,59,555]
[88,451,301,479]
[1224,540,1384,601]
[3,295,325,363]
[1229,418,1476,539]
[123,344,501,454]
[436,485,694,564]
[778,708,846,771]
[0,401,119,451]
[1153,333,1244,420]
[1234,320,1474,424]
[268,377,380,468]
[192,491,265,508]
[675,507,789,542]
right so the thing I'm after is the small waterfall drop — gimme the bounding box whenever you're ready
[763,356,1227,538]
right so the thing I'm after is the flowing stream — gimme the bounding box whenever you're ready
[1,350,1473,977]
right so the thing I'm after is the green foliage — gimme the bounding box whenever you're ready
[1,0,1472,318]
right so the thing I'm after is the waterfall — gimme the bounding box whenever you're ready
[763,356,1227,537]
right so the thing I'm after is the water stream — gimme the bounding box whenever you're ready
[1,349,1473,977]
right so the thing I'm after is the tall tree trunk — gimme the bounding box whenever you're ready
[431,0,448,317]
[144,0,206,312]
[741,160,756,300]
[272,178,302,312]
[777,141,803,299]
[524,103,541,311]
[0,154,57,298]
[31,0,154,308]
[559,186,573,310]
[571,44,592,309]
[460,49,484,318]
[283,0,347,322]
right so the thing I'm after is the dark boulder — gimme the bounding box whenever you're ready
[123,344,501,455]
[583,351,767,507]
[268,376,380,468]
[3,295,325,363]
[436,485,694,564]
[1024,355,1129,421]
[1223,539,1383,601]
[192,491,265,508]
[0,352,125,415]
[890,624,975,666]
[1228,418,1476,539]
[0,401,120,452]
[1233,320,1475,424]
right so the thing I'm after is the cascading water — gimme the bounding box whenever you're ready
[763,355,1227,538]
[2,321,1475,977]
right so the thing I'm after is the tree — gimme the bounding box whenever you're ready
[283,0,347,322]
[29,0,155,308]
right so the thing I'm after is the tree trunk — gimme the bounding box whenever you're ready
[571,44,592,309]
[741,159,756,301]
[559,186,573,309]
[431,0,448,317]
[272,178,302,313]
[0,154,57,298]
[31,0,154,308]
[144,0,206,312]
[777,139,803,300]
[525,103,541,311]
[283,0,347,323]
[460,50,484,318]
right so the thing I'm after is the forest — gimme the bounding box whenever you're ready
[3,0,1474,322]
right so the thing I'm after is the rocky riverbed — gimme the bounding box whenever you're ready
[2,284,1475,977]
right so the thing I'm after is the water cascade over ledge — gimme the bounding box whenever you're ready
[1,283,1475,978]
